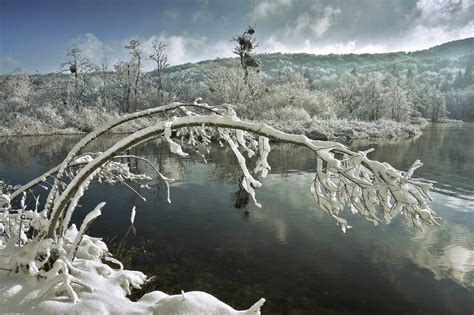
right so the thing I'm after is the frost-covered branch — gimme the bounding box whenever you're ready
[43,101,219,220]
[70,202,105,260]
[44,112,437,238]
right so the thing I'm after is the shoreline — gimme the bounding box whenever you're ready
[0,116,424,143]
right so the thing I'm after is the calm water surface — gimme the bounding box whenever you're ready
[0,123,473,314]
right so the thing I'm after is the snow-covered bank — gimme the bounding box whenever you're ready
[262,118,422,142]
[0,105,421,142]
[0,106,158,137]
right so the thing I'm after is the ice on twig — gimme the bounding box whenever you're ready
[130,206,136,225]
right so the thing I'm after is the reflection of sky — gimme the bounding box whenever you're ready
[416,192,474,288]
[443,195,474,212]
[258,171,474,289]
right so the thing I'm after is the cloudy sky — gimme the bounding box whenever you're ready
[1,0,473,73]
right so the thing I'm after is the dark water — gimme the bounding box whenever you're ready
[0,124,473,314]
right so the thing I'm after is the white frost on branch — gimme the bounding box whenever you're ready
[226,136,262,208]
[164,121,189,157]
[71,202,105,259]
[236,129,256,158]
[254,136,271,178]
[45,113,439,239]
[130,206,136,225]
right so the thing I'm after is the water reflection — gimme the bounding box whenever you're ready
[352,123,474,200]
[0,125,473,313]
[350,125,474,290]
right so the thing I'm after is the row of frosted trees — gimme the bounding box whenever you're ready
[1,39,460,124]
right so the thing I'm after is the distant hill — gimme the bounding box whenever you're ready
[163,37,474,80]
[412,37,474,59]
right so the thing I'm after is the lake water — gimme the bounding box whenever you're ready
[0,124,473,314]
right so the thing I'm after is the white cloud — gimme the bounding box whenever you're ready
[294,5,341,37]
[69,33,115,65]
[394,0,474,51]
[250,0,473,55]
[66,33,234,71]
[397,21,474,52]
[250,0,292,19]
[141,35,234,69]
[261,36,387,55]
[415,0,472,25]
[269,0,473,55]
[63,0,474,74]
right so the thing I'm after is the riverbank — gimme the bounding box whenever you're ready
[0,106,422,142]
[0,106,158,137]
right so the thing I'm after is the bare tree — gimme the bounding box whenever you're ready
[113,60,132,112]
[232,26,261,83]
[166,71,195,101]
[124,39,142,112]
[98,57,110,108]
[60,47,97,107]
[205,61,263,105]
[149,39,169,105]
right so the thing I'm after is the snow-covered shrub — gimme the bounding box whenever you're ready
[203,60,264,106]
[260,105,312,121]
[60,107,116,132]
[242,80,336,121]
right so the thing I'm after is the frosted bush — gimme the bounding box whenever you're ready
[261,106,312,121]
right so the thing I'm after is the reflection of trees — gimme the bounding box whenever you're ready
[205,143,316,183]
[204,143,316,210]
[205,146,242,184]
[0,135,78,173]
[131,144,187,182]
[266,144,315,175]
[0,135,125,176]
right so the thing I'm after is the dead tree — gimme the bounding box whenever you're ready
[149,40,169,105]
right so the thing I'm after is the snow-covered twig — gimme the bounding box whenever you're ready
[71,202,105,260]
